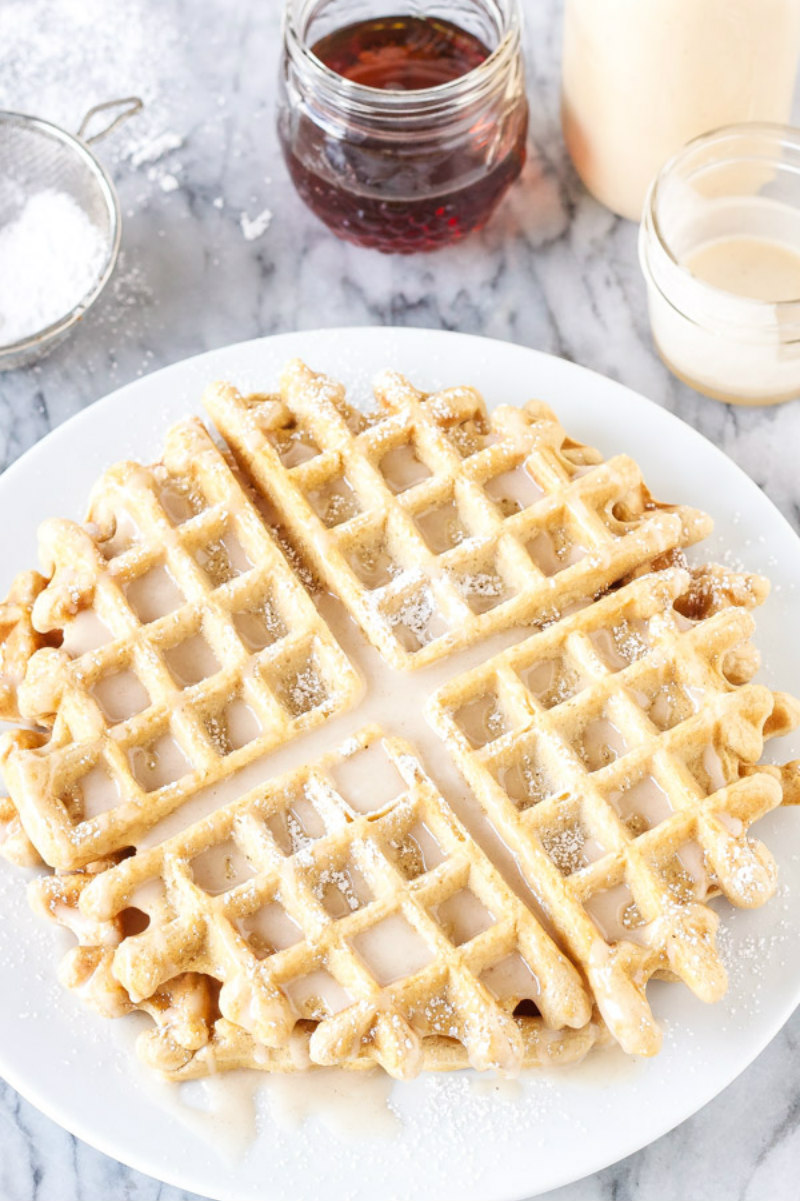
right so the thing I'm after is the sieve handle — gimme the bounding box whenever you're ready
[77,97,144,145]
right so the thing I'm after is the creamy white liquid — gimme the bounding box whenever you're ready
[435,888,494,947]
[352,912,435,986]
[329,739,406,814]
[262,1067,399,1138]
[118,1015,400,1151]
[159,477,205,525]
[154,1070,262,1161]
[454,693,509,750]
[563,0,800,221]
[190,838,256,895]
[685,236,800,303]
[414,500,467,554]
[544,1037,643,1088]
[588,621,649,672]
[484,464,544,517]
[222,699,262,752]
[125,564,184,623]
[164,634,220,688]
[91,669,150,723]
[236,900,302,957]
[129,732,191,792]
[283,968,353,1017]
[527,529,586,579]
[702,745,729,795]
[579,717,629,773]
[608,774,672,835]
[645,201,800,405]
[467,1073,524,1101]
[78,763,122,820]
[378,443,431,493]
[480,950,540,1001]
[584,882,645,944]
[61,609,113,656]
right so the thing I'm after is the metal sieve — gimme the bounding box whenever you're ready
[0,97,142,371]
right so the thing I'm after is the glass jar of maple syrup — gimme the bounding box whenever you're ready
[278,1,528,253]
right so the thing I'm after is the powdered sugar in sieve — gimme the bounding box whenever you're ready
[0,97,141,369]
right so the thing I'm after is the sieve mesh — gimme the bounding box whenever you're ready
[0,109,124,368]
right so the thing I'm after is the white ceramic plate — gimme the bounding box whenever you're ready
[1,328,799,1201]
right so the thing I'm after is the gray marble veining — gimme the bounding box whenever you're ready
[0,1,799,1199]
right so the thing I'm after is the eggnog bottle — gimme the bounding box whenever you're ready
[562,0,800,221]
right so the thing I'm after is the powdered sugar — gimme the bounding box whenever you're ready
[128,131,184,168]
[240,208,273,242]
[388,587,447,649]
[286,664,328,716]
[0,0,183,164]
[539,823,589,876]
[716,895,793,1019]
[0,190,107,344]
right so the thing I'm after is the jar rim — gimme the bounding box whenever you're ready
[643,120,800,317]
[283,0,523,112]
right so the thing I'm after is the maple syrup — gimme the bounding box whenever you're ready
[278,5,528,253]
[312,15,489,89]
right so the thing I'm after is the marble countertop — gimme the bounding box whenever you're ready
[1,1,799,1199]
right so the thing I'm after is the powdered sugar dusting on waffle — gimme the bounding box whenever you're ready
[205,361,713,671]
[2,362,799,1105]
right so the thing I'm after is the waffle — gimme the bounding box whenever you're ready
[139,1010,608,1080]
[30,725,603,1079]
[0,574,52,866]
[27,888,605,1079]
[0,795,42,867]
[205,361,712,671]
[1,361,798,1088]
[427,564,800,1055]
[0,419,362,871]
[0,569,54,720]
